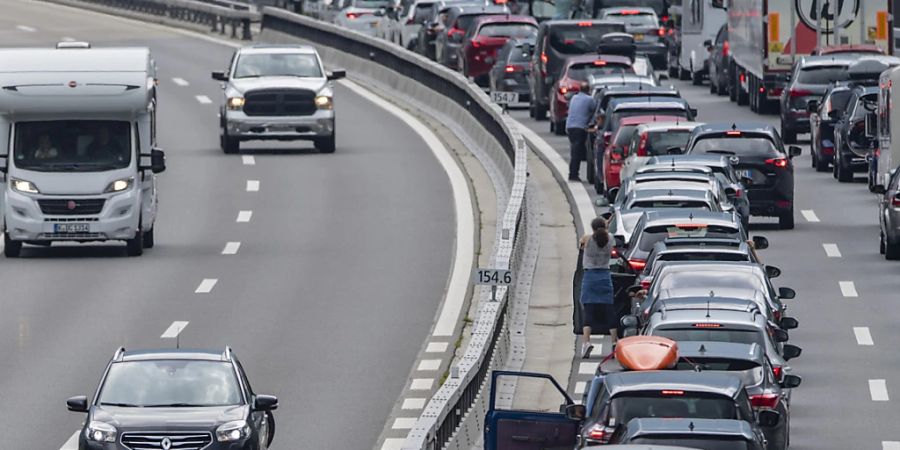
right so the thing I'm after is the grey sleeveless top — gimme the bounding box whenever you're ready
[583,232,612,269]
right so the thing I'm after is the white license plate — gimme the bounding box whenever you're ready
[54,223,90,233]
[737,169,753,178]
[491,91,519,105]
[634,33,644,41]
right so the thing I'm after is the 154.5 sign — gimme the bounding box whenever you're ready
[473,268,513,286]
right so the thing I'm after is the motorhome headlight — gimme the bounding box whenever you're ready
[11,178,39,194]
[85,421,117,443]
[104,177,134,193]
[315,95,333,109]
[227,97,246,110]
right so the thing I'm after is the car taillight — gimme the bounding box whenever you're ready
[628,259,646,271]
[750,393,780,409]
[406,17,415,24]
[585,424,615,444]
[892,195,900,207]
[722,40,729,57]
[610,150,623,163]
[658,27,666,37]
[577,21,593,27]
[661,15,669,22]
[448,27,464,37]
[603,132,612,146]
[346,12,360,19]
[611,247,619,258]
[734,187,743,197]
[640,278,651,289]
[772,365,783,380]
[505,65,520,73]
[559,85,569,95]
[789,88,813,98]
[540,51,548,64]
[637,133,649,156]
[769,87,784,96]
[471,39,484,48]
[766,158,789,168]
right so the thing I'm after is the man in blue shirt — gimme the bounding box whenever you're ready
[566,82,597,181]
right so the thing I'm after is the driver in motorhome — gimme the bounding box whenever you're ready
[32,134,58,160]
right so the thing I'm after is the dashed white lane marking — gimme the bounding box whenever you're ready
[391,417,417,430]
[425,342,448,353]
[870,379,890,401]
[801,209,820,222]
[381,438,406,450]
[246,180,260,192]
[839,281,858,298]
[236,210,252,223]
[222,242,241,255]
[417,359,441,371]
[195,278,218,294]
[410,378,434,390]
[172,77,189,86]
[883,442,900,450]
[195,95,212,104]
[242,155,255,165]
[823,243,842,257]
[401,398,426,410]
[574,381,587,395]
[59,430,79,450]
[340,80,474,338]
[578,362,599,375]
[16,25,36,32]
[854,327,874,346]
[160,321,189,339]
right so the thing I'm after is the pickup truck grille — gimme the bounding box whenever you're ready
[38,199,105,215]
[121,431,213,450]
[244,89,317,116]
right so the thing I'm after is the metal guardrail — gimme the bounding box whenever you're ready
[62,0,259,39]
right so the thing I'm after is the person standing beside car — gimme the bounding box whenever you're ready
[578,216,616,358]
[566,81,597,182]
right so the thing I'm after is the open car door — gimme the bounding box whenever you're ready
[484,371,582,450]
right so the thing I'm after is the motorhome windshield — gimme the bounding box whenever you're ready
[14,120,132,172]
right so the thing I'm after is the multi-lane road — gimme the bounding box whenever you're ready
[0,2,457,449]
[512,78,900,449]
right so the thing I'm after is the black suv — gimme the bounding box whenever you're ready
[67,348,277,450]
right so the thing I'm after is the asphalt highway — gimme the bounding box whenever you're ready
[511,78,900,449]
[0,2,456,449]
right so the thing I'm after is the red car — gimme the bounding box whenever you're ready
[548,54,634,135]
[460,15,538,87]
[594,115,684,195]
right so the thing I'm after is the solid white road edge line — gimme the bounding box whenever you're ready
[160,321,189,339]
[195,278,218,294]
[823,243,842,257]
[839,281,858,298]
[246,180,260,192]
[59,430,79,450]
[884,441,900,450]
[870,379,889,401]
[854,327,874,346]
[236,210,252,223]
[222,242,241,255]
[801,209,820,222]
[338,79,475,338]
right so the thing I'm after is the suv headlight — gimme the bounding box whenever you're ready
[104,177,133,193]
[216,419,251,442]
[227,96,245,110]
[315,95,333,109]
[10,178,39,194]
[85,421,117,443]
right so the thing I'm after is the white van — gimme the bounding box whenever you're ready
[876,65,900,188]
[678,0,726,83]
[0,44,165,257]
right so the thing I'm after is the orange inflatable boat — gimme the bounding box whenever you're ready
[614,336,678,371]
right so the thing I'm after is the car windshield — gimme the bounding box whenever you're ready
[629,200,711,209]
[98,360,242,407]
[457,13,504,32]
[655,327,763,345]
[14,120,131,172]
[646,130,692,155]
[609,393,737,422]
[568,62,632,80]
[614,125,637,147]
[675,360,764,386]
[604,12,658,27]
[233,53,322,78]
[478,23,537,38]
[549,24,626,54]
[637,225,740,251]
[611,212,643,234]
[797,65,849,84]
[690,136,780,158]
[630,437,750,450]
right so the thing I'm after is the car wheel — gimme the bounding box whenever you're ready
[143,226,155,249]
[736,79,749,106]
[221,130,239,154]
[668,62,678,78]
[749,78,758,112]
[679,67,691,81]
[729,69,738,102]
[692,70,702,86]
[781,125,796,144]
[126,227,144,257]
[594,172,604,195]
[880,231,886,255]
[779,208,795,230]
[886,239,900,260]
[586,146,596,184]
[554,120,567,136]
[710,76,717,94]
[534,102,548,120]
[315,132,337,154]
[837,155,852,182]
[810,147,817,168]
[4,232,21,258]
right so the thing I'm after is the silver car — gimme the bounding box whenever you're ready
[212,45,345,153]
[875,168,900,259]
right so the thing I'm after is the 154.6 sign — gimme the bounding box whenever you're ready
[473,268,513,286]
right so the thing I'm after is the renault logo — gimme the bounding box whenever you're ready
[160,437,172,450]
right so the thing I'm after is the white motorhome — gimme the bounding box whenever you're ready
[678,0,727,83]
[0,44,165,257]
[876,65,900,188]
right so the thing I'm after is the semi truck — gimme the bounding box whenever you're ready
[0,43,165,257]
[720,0,893,113]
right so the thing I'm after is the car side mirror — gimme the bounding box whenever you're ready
[689,108,698,118]
[608,187,621,203]
[374,7,385,16]
[779,316,799,330]
[614,234,626,249]
[601,211,612,220]
[254,394,279,411]
[666,146,683,155]
[703,39,712,49]
[780,374,802,389]
[788,146,801,158]
[327,69,347,81]
[620,314,639,329]
[773,329,790,343]
[66,395,89,413]
[828,110,842,120]
[764,264,781,278]
[806,100,819,113]
[211,71,228,81]
[724,186,737,197]
[758,409,780,427]
[782,344,802,360]
[778,287,796,299]
[140,148,166,174]
[565,403,586,420]
[752,236,769,250]
[658,72,669,80]
[873,184,887,194]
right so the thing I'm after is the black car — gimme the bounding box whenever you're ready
[415,1,481,60]
[488,38,534,102]
[67,348,277,450]
[832,85,878,182]
[684,123,800,229]
[528,19,626,119]
[614,418,767,449]
[706,23,729,96]
[778,55,860,143]
[807,83,853,172]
